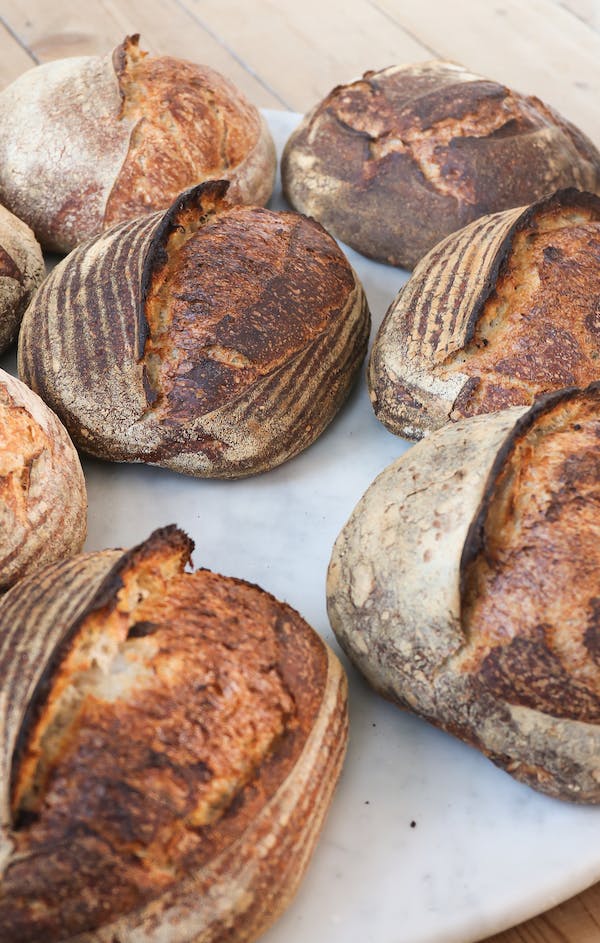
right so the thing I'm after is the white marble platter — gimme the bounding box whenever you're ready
[4,109,600,943]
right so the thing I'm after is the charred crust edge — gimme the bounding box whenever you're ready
[459,382,600,593]
[137,180,231,360]
[9,525,194,811]
[460,188,600,348]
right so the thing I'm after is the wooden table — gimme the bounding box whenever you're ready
[0,1,598,940]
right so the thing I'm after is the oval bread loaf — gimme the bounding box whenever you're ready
[0,369,86,592]
[368,188,600,439]
[0,525,348,942]
[0,35,276,253]
[282,61,600,269]
[18,181,370,478]
[328,386,600,802]
[0,206,44,354]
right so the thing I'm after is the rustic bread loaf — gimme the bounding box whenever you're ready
[281,61,600,269]
[327,386,600,802]
[369,189,600,439]
[0,205,44,354]
[18,181,370,478]
[0,369,86,593]
[0,525,347,942]
[0,34,276,253]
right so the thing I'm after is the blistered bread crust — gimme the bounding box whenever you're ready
[0,526,348,942]
[368,189,600,439]
[327,387,600,802]
[0,36,275,253]
[0,369,86,593]
[18,181,370,478]
[282,61,600,269]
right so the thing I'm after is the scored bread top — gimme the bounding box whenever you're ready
[457,389,600,723]
[0,35,275,253]
[18,181,369,477]
[105,36,275,227]
[328,386,600,800]
[0,527,346,941]
[282,61,600,269]
[368,189,600,439]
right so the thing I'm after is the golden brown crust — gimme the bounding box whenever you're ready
[368,189,600,439]
[0,527,347,942]
[18,183,370,478]
[327,388,600,802]
[0,36,275,253]
[104,36,275,228]
[0,205,45,353]
[0,370,87,593]
[282,61,600,269]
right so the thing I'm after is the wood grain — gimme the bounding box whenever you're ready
[0,0,282,105]
[0,1,598,940]
[373,0,600,145]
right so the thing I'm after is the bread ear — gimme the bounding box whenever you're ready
[328,387,600,802]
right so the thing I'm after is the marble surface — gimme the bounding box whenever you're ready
[6,109,600,943]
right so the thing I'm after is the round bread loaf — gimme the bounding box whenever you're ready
[0,205,44,354]
[368,189,600,439]
[327,385,600,802]
[0,368,86,592]
[0,34,276,253]
[282,61,600,269]
[18,181,370,478]
[0,525,348,942]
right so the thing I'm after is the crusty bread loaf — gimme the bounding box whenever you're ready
[0,526,347,942]
[18,181,370,478]
[0,369,86,592]
[368,188,600,439]
[0,205,44,354]
[0,35,276,253]
[327,386,600,802]
[282,61,600,269]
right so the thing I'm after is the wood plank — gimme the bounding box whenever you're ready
[373,0,600,145]
[178,0,440,112]
[560,0,600,31]
[0,0,282,107]
[486,883,600,942]
[0,20,36,87]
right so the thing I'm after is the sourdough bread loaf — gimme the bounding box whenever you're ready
[0,369,86,592]
[0,35,276,253]
[18,181,370,478]
[0,526,348,942]
[282,61,600,268]
[0,205,44,354]
[328,386,600,802]
[368,189,600,439]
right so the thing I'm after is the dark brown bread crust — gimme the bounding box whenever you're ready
[368,188,600,439]
[282,61,600,269]
[0,527,348,942]
[328,387,600,801]
[18,182,370,478]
